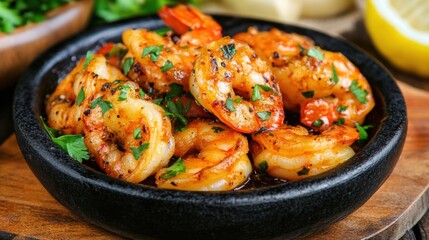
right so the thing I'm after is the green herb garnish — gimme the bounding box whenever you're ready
[350,80,368,104]
[302,90,314,99]
[297,166,310,176]
[165,83,183,99]
[122,57,134,75]
[161,158,186,180]
[117,85,130,101]
[252,84,273,101]
[257,111,271,120]
[41,116,89,163]
[221,43,236,60]
[259,160,268,173]
[76,87,85,105]
[311,119,323,128]
[355,123,373,145]
[306,47,324,60]
[334,118,345,126]
[161,60,173,72]
[130,142,150,160]
[133,127,142,140]
[225,97,236,112]
[139,89,146,98]
[142,45,163,62]
[83,51,94,70]
[331,63,339,84]
[337,106,348,113]
[89,96,113,116]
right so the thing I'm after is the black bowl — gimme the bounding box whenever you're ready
[13,15,407,239]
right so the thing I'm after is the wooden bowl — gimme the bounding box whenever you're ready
[0,0,93,89]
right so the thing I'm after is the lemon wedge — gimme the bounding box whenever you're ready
[365,0,429,78]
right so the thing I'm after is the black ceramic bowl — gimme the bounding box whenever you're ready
[13,15,407,239]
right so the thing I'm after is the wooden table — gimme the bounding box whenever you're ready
[0,81,428,239]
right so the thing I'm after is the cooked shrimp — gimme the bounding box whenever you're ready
[190,37,285,133]
[155,119,252,191]
[274,50,375,131]
[158,4,222,46]
[251,124,359,180]
[234,27,314,67]
[82,79,174,183]
[46,54,128,134]
[235,27,374,131]
[121,4,222,96]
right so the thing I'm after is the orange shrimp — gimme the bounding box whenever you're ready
[158,4,222,46]
[190,37,285,133]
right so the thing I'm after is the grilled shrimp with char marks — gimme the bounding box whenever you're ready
[190,37,285,134]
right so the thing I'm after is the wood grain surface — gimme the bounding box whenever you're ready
[0,81,428,239]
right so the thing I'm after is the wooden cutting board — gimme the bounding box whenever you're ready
[0,81,428,239]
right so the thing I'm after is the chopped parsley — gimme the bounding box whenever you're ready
[221,43,236,60]
[117,85,130,101]
[142,45,163,62]
[41,117,89,163]
[106,45,128,59]
[212,126,224,133]
[331,63,339,84]
[234,97,243,103]
[259,160,268,172]
[311,119,324,128]
[89,96,113,116]
[130,143,150,160]
[225,97,236,112]
[350,80,369,104]
[297,166,310,176]
[257,111,271,120]
[161,60,173,72]
[161,158,186,180]
[122,57,134,75]
[133,127,142,140]
[252,84,273,101]
[139,89,146,98]
[334,118,345,126]
[76,87,85,105]
[355,123,373,146]
[302,90,314,98]
[306,47,324,61]
[83,51,94,70]
[154,27,172,36]
[165,83,183,99]
[337,106,348,113]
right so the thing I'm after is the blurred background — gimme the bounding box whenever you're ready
[0,0,428,238]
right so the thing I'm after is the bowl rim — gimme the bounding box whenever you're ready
[13,14,407,205]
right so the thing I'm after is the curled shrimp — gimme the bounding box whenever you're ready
[274,50,375,131]
[251,124,359,180]
[82,78,174,183]
[158,4,222,46]
[235,27,374,131]
[46,54,128,134]
[155,119,252,191]
[234,27,314,67]
[190,37,285,133]
[121,5,222,96]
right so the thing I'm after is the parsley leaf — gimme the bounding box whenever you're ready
[161,158,186,180]
[252,84,273,101]
[257,111,271,120]
[337,106,348,113]
[133,127,142,139]
[161,60,173,72]
[155,27,172,36]
[355,123,373,146]
[221,43,236,60]
[306,47,324,60]
[89,96,113,116]
[225,97,236,112]
[302,90,314,98]
[311,119,324,128]
[165,83,183,99]
[142,45,163,62]
[117,85,130,101]
[258,160,268,172]
[334,118,345,126]
[139,89,146,98]
[331,63,339,84]
[76,87,85,105]
[83,51,94,70]
[40,117,89,163]
[130,143,149,160]
[122,57,134,75]
[350,80,369,104]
